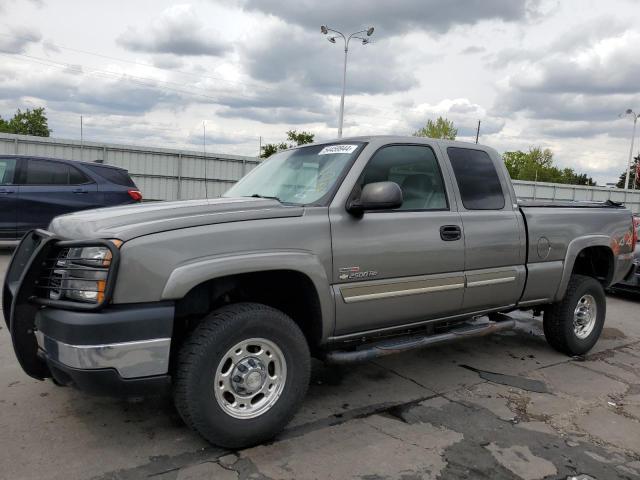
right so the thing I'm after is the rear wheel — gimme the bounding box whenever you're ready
[543,274,606,356]
[173,303,310,448]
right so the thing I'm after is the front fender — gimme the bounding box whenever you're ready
[161,250,335,341]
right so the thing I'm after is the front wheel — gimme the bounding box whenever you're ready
[173,303,310,448]
[543,274,606,356]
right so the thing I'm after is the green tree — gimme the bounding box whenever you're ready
[286,130,314,146]
[503,147,595,186]
[260,130,315,158]
[0,107,51,137]
[615,153,639,189]
[413,116,457,140]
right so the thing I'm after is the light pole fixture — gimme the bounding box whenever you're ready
[620,109,640,190]
[320,25,375,138]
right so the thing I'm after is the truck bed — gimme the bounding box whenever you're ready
[518,199,624,209]
[516,201,633,306]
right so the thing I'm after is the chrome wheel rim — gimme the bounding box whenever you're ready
[214,338,287,419]
[573,294,597,339]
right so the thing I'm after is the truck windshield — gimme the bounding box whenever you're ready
[224,143,364,205]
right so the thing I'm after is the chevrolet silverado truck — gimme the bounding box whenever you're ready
[3,136,637,448]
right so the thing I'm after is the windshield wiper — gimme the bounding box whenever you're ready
[248,194,282,202]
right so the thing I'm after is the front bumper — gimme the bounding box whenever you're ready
[5,230,175,396]
[44,357,171,397]
[33,302,175,395]
[35,331,171,379]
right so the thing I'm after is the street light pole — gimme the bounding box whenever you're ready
[321,25,375,138]
[621,109,639,190]
[338,45,348,138]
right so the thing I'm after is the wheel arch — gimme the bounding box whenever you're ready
[162,251,334,348]
[555,235,614,301]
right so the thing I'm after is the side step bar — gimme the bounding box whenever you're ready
[324,316,516,364]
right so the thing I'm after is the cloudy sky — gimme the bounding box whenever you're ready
[1,0,639,184]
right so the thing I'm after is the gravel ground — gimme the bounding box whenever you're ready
[1,250,640,480]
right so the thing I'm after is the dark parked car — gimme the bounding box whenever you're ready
[0,155,142,243]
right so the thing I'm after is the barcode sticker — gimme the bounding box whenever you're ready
[318,144,358,155]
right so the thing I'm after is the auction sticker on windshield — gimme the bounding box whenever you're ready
[318,144,358,155]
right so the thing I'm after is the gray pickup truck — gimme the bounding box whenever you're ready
[3,136,637,448]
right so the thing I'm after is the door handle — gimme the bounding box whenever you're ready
[440,225,461,241]
[0,189,15,194]
[72,188,88,194]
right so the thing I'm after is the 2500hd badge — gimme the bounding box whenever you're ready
[338,266,379,280]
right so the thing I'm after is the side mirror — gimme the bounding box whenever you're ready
[347,181,403,215]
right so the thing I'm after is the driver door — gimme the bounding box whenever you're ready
[329,143,465,336]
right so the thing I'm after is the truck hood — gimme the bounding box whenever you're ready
[49,197,305,241]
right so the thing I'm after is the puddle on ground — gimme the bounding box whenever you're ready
[460,364,550,393]
[601,327,627,340]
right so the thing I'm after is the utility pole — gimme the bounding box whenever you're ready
[475,120,481,144]
[620,109,639,190]
[80,115,84,160]
[259,136,262,158]
[203,121,208,199]
[626,115,637,190]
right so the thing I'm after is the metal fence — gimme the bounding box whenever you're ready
[512,180,640,213]
[1,132,639,213]
[0,132,260,201]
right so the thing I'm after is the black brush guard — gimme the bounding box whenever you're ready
[3,230,120,379]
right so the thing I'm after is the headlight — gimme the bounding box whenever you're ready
[65,278,105,303]
[52,240,122,304]
[68,244,118,267]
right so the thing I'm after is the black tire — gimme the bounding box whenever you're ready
[173,302,310,448]
[543,274,606,356]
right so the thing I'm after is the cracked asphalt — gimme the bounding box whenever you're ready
[2,250,640,480]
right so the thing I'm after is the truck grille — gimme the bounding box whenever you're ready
[46,248,70,300]
[7,230,121,311]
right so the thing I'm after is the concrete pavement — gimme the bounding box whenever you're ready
[1,250,640,479]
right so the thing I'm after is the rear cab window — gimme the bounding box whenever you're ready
[447,147,505,210]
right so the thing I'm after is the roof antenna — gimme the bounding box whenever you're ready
[203,121,209,199]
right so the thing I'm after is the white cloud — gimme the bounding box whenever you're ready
[117,4,228,56]
[0,25,41,53]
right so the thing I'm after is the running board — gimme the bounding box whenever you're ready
[324,315,516,364]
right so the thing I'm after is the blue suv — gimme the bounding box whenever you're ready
[0,155,142,243]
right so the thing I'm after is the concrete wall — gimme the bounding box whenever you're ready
[0,132,260,201]
[1,132,639,213]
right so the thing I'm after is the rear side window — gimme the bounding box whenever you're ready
[447,147,505,210]
[0,158,16,184]
[69,166,90,184]
[86,165,136,187]
[24,159,69,185]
